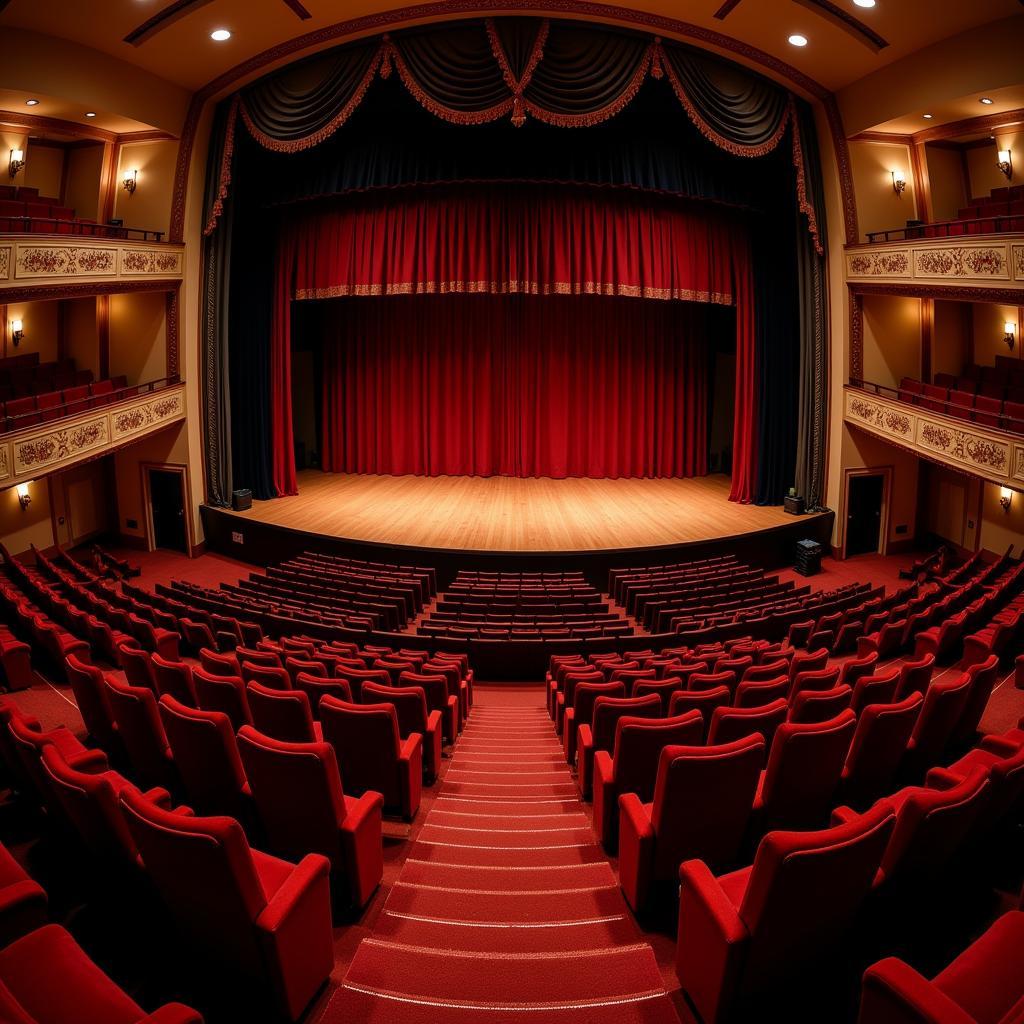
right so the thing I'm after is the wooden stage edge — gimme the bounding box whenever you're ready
[202,472,834,587]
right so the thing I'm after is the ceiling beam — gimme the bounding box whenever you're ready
[791,0,889,52]
[124,0,216,47]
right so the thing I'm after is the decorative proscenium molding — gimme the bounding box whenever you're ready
[0,235,184,297]
[0,383,186,489]
[844,385,1024,490]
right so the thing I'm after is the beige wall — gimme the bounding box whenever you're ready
[113,140,179,238]
[64,297,99,379]
[108,290,167,384]
[972,302,1021,368]
[0,478,54,556]
[2,299,59,364]
[920,463,977,552]
[979,481,1024,558]
[840,425,920,550]
[23,143,63,200]
[932,301,970,380]
[64,143,104,222]
[113,422,189,545]
[848,140,918,241]
[964,129,1023,201]
[924,146,967,222]
[862,294,921,388]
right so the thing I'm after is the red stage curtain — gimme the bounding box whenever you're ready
[271,187,757,498]
[319,294,711,479]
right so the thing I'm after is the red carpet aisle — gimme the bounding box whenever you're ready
[325,690,680,1023]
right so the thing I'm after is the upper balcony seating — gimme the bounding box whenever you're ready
[2,368,132,434]
[897,370,1024,435]
[0,188,162,239]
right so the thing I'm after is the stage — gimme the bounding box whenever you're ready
[203,471,833,583]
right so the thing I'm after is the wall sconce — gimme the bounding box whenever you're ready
[999,487,1013,513]
[9,319,23,347]
[16,483,30,510]
[122,169,138,195]
[8,148,24,178]
[891,169,907,196]
[997,148,1012,179]
[1005,321,1017,351]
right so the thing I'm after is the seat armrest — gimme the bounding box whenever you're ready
[617,792,655,913]
[858,957,976,1024]
[425,710,442,736]
[340,790,385,834]
[399,733,422,767]
[576,724,593,769]
[924,765,963,791]
[980,733,1023,756]
[143,786,173,810]
[137,1004,205,1024]
[676,859,750,1024]
[831,805,860,826]
[67,747,110,773]
[399,733,423,821]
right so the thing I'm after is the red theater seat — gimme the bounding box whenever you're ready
[151,654,198,706]
[707,698,788,750]
[857,911,1024,1024]
[64,653,120,752]
[668,686,731,739]
[676,803,895,1024]
[0,839,47,948]
[247,681,320,744]
[399,669,458,745]
[120,788,333,1022]
[592,711,703,850]
[104,676,177,791]
[319,697,421,821]
[361,681,441,782]
[193,666,252,731]
[0,923,202,1024]
[576,693,660,800]
[619,734,765,913]
[563,679,625,768]
[237,725,384,909]
[293,672,352,718]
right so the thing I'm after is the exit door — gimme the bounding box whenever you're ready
[846,473,885,557]
[148,468,188,554]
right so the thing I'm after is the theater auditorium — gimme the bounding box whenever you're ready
[0,1,1023,1021]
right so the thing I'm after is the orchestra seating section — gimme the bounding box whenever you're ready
[0,353,129,433]
[1,535,1023,1023]
[898,357,1024,434]
[0,184,153,238]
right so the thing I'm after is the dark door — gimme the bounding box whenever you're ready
[846,474,884,557]
[149,469,188,554]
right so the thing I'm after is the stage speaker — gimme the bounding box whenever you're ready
[231,489,252,511]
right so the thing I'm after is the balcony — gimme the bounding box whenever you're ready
[0,232,184,300]
[845,232,1024,295]
[0,379,185,488]
[844,382,1024,489]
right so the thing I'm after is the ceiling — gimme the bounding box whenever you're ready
[0,0,1020,96]
[868,83,1024,137]
[0,87,155,136]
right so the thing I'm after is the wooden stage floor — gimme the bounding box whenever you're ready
[230,471,814,553]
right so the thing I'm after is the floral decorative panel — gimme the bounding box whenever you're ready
[13,418,110,474]
[111,390,184,439]
[119,249,184,276]
[15,246,118,278]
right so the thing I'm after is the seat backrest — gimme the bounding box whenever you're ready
[790,648,829,678]
[241,662,292,691]
[708,698,788,749]
[361,681,427,737]
[39,745,139,867]
[688,669,736,693]
[104,675,173,789]
[651,734,765,875]
[319,697,401,802]
[842,693,922,808]
[792,666,842,698]
[611,711,703,802]
[950,655,1000,747]
[151,654,197,706]
[909,672,972,764]
[192,666,251,730]
[668,686,731,738]
[398,671,449,716]
[119,788,266,976]
[878,766,989,883]
[896,653,934,700]
[572,681,626,730]
[158,696,248,816]
[590,694,661,753]
[562,668,604,706]
[788,684,853,725]
[734,676,789,709]
[119,643,155,689]
[738,804,895,992]
[294,672,352,718]
[237,726,345,864]
[64,653,117,747]
[759,710,857,828]
[246,681,317,743]
[200,648,239,675]
[850,668,899,716]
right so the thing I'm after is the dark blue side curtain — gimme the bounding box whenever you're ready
[203,17,828,507]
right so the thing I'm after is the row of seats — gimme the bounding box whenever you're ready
[0,197,147,238]
[936,359,1024,399]
[2,377,129,433]
[899,378,1024,433]
[0,357,82,398]
[609,553,740,606]
[905,183,1024,238]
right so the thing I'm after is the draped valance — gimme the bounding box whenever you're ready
[205,17,821,255]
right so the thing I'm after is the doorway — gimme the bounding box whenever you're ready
[145,467,189,554]
[845,471,887,557]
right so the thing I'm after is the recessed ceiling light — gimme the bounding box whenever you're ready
[980,97,994,105]
[788,34,808,47]
[84,112,96,118]
[853,0,876,7]
[922,113,933,119]
[25,99,39,106]
[210,28,231,41]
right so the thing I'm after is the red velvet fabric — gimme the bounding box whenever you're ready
[271,187,758,497]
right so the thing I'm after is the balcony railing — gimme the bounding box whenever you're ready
[0,378,186,488]
[865,215,1023,244]
[0,218,165,242]
[844,380,1024,490]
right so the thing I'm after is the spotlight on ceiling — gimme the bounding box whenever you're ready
[84,112,96,118]
[923,113,933,119]
[210,28,231,41]
[25,99,39,106]
[980,97,994,105]
[788,34,808,47]
[853,0,876,7]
